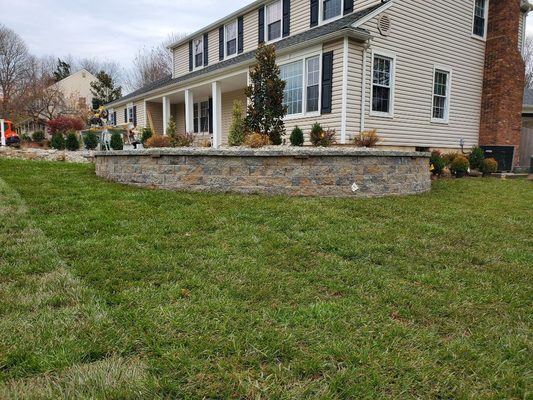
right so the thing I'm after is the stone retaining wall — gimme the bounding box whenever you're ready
[95,148,431,198]
[0,147,95,164]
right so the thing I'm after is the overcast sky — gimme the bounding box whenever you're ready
[1,0,533,68]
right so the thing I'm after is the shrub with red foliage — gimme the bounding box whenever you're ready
[48,117,86,134]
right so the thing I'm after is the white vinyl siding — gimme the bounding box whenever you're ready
[358,0,486,149]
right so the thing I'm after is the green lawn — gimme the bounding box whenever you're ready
[0,158,531,399]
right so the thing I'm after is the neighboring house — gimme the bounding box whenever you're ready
[521,88,533,168]
[18,69,97,135]
[107,0,530,161]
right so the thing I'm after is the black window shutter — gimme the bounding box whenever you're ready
[321,51,334,114]
[258,6,265,44]
[203,33,209,66]
[310,0,319,27]
[283,0,291,37]
[208,97,214,134]
[133,105,137,126]
[124,108,128,123]
[238,16,244,53]
[343,0,353,15]
[219,26,225,60]
[113,111,116,125]
[189,41,193,71]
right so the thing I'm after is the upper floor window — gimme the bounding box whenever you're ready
[322,0,342,22]
[266,0,282,42]
[225,21,237,57]
[473,0,488,38]
[193,37,204,69]
[371,52,395,117]
[280,55,321,116]
[432,67,452,123]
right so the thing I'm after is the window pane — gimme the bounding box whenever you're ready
[306,57,320,113]
[266,1,282,40]
[227,39,237,56]
[473,0,486,36]
[372,86,390,113]
[432,70,449,120]
[268,21,281,41]
[193,104,199,133]
[194,37,203,68]
[280,61,303,115]
[323,0,342,21]
[200,101,209,132]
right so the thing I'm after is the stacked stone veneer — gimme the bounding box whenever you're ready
[94,148,431,198]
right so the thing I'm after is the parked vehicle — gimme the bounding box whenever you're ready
[1,120,21,147]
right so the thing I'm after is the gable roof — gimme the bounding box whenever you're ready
[109,2,386,107]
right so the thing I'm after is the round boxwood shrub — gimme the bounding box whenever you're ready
[290,126,304,146]
[83,131,98,150]
[65,131,80,151]
[110,131,124,151]
[450,155,469,177]
[469,146,485,171]
[50,133,65,150]
[32,131,45,143]
[482,158,498,175]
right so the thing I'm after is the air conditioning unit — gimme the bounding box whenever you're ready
[480,146,516,172]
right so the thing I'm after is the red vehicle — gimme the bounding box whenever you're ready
[2,120,20,146]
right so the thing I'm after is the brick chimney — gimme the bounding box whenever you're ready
[479,0,527,165]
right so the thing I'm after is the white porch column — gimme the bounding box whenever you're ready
[185,89,194,134]
[211,81,222,148]
[0,119,5,147]
[162,96,171,135]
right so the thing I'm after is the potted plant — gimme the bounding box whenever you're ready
[450,155,470,178]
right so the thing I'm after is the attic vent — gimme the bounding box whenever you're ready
[378,15,392,36]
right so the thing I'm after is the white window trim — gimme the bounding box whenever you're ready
[127,103,134,124]
[193,36,204,71]
[430,65,453,125]
[224,19,238,60]
[319,0,345,25]
[369,48,396,119]
[471,0,489,41]
[280,51,323,121]
[265,0,284,44]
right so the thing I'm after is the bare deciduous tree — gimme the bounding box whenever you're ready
[0,24,31,120]
[125,33,186,92]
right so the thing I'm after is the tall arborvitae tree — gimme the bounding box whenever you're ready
[53,58,71,82]
[90,71,122,106]
[244,44,287,145]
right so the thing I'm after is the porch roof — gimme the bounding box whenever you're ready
[108,2,386,108]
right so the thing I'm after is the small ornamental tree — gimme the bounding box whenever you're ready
[48,116,85,134]
[50,133,65,150]
[228,100,246,146]
[245,44,287,145]
[290,126,304,146]
[469,146,485,171]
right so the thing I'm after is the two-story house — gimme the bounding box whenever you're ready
[107,0,530,159]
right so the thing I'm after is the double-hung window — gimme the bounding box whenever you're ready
[322,0,342,22]
[193,101,210,133]
[193,37,204,69]
[280,55,321,117]
[432,67,452,123]
[266,1,282,42]
[473,0,488,38]
[371,53,394,117]
[225,21,237,57]
[128,106,134,123]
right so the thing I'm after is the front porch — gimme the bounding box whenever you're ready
[145,71,248,147]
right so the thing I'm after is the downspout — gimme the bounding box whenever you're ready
[341,36,349,144]
[360,41,371,133]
